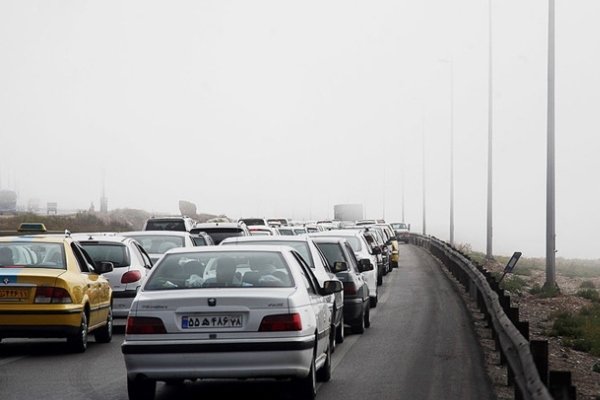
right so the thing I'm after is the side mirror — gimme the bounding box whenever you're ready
[332,261,348,273]
[321,280,343,295]
[358,259,374,272]
[94,261,114,274]
[371,247,381,255]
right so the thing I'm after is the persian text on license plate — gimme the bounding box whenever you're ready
[182,315,243,329]
[0,288,29,301]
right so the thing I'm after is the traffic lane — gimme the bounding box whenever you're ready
[317,244,494,400]
[0,245,492,400]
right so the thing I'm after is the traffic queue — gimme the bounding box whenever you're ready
[0,216,409,400]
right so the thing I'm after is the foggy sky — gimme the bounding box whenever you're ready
[1,1,599,259]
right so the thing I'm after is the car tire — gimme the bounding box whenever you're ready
[335,314,344,344]
[370,294,378,308]
[377,273,383,286]
[127,376,156,400]
[352,308,365,334]
[317,337,332,382]
[67,312,88,353]
[94,306,113,343]
[294,349,317,400]
[364,302,371,328]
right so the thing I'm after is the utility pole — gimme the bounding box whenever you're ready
[545,0,557,289]
[401,160,405,223]
[422,119,427,235]
[449,58,455,246]
[486,0,494,259]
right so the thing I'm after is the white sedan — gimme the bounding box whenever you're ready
[121,246,342,400]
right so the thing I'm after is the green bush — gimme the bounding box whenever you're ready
[577,289,600,302]
[530,283,560,298]
[551,305,600,356]
[500,275,528,295]
[580,280,596,289]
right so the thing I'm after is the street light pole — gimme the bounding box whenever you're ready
[545,0,557,289]
[486,0,494,259]
[450,58,455,246]
[422,119,427,235]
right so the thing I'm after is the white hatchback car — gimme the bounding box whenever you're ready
[122,246,341,400]
[73,234,153,322]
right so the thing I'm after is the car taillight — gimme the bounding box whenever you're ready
[121,270,143,284]
[34,287,72,304]
[344,282,357,296]
[126,316,167,334]
[259,313,302,332]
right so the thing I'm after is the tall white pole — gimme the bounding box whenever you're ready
[486,0,494,259]
[545,0,556,288]
[449,58,455,246]
[422,119,427,235]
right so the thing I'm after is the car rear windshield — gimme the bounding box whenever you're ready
[128,235,185,254]
[315,243,346,266]
[80,243,130,267]
[0,242,66,269]
[145,251,294,290]
[145,219,186,232]
[293,228,307,234]
[322,235,362,252]
[193,228,244,245]
[278,229,295,236]
[222,240,314,268]
[391,223,407,230]
[240,219,265,226]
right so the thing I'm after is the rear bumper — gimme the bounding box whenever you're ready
[122,336,315,380]
[0,324,80,338]
[343,298,364,325]
[112,290,137,318]
[0,307,83,335]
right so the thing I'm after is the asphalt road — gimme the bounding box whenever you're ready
[0,245,494,400]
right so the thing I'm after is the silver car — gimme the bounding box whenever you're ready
[121,231,196,264]
[122,246,341,400]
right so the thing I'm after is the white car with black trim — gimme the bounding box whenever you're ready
[121,246,341,400]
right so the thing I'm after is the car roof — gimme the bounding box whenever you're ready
[71,233,129,244]
[194,222,243,228]
[121,231,190,237]
[221,235,312,244]
[310,236,346,245]
[164,244,295,255]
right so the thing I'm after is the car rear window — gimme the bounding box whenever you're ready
[240,219,265,226]
[79,243,130,267]
[128,235,185,254]
[192,228,244,244]
[315,243,346,266]
[221,240,314,268]
[0,242,66,269]
[145,251,294,290]
[145,219,186,231]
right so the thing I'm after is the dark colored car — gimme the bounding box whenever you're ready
[312,237,373,334]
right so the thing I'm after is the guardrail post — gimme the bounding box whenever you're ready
[549,371,576,400]
[517,321,529,341]
[530,340,549,386]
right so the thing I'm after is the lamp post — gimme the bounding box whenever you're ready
[545,0,557,289]
[422,119,427,235]
[486,0,494,259]
[439,58,455,246]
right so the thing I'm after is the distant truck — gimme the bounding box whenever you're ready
[0,190,17,214]
[334,204,363,222]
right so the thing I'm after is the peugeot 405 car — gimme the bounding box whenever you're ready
[122,246,341,400]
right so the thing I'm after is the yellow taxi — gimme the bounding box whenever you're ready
[0,234,113,352]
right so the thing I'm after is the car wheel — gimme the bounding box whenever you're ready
[377,273,383,286]
[352,308,365,334]
[316,338,332,382]
[294,349,317,399]
[335,314,345,344]
[94,306,113,343]
[370,293,378,308]
[67,312,88,353]
[364,302,371,328]
[127,376,156,400]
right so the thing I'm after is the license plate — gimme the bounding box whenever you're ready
[0,288,29,301]
[182,315,243,329]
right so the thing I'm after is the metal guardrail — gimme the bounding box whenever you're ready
[409,233,561,400]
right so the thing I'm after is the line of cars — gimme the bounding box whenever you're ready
[0,216,410,400]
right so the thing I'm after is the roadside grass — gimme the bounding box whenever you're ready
[529,283,561,298]
[580,280,597,289]
[550,304,600,356]
[500,275,529,295]
[577,289,600,302]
